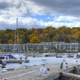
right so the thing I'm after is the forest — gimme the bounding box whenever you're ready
[0,26,80,44]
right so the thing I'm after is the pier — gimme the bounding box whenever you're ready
[57,65,80,80]
[1,64,60,80]
[0,61,79,79]
[1,63,80,80]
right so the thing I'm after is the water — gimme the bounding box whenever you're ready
[4,57,80,70]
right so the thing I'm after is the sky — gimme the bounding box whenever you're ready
[0,0,80,29]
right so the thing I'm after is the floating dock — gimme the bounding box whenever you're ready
[1,64,80,80]
[1,64,60,80]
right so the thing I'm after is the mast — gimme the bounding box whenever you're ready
[15,17,19,44]
[14,18,19,53]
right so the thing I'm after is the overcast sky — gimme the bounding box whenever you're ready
[0,0,80,29]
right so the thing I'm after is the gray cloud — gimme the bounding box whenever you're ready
[0,2,11,10]
[0,0,80,16]
[32,0,80,16]
[0,0,80,29]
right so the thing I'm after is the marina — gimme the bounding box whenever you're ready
[0,55,80,80]
[0,0,80,80]
[0,43,80,80]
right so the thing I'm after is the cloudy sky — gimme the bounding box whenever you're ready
[0,0,80,29]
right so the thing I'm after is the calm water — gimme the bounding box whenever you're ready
[5,57,80,69]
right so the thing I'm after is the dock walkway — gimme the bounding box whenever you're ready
[1,64,60,80]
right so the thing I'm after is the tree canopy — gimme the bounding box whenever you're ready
[0,26,80,44]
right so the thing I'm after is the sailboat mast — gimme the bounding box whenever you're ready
[16,18,18,29]
[15,17,19,44]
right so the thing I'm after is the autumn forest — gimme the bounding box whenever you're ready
[0,26,80,44]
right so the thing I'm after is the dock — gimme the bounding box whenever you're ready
[58,65,80,80]
[1,64,60,80]
[1,63,80,80]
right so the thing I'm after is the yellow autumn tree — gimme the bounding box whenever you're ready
[29,33,40,43]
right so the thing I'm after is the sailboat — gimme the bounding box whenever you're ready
[13,18,29,63]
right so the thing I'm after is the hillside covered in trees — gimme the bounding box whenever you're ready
[0,26,80,44]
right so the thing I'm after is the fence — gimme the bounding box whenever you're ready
[0,42,80,55]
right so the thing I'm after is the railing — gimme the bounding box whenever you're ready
[0,43,79,54]
[59,65,80,80]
